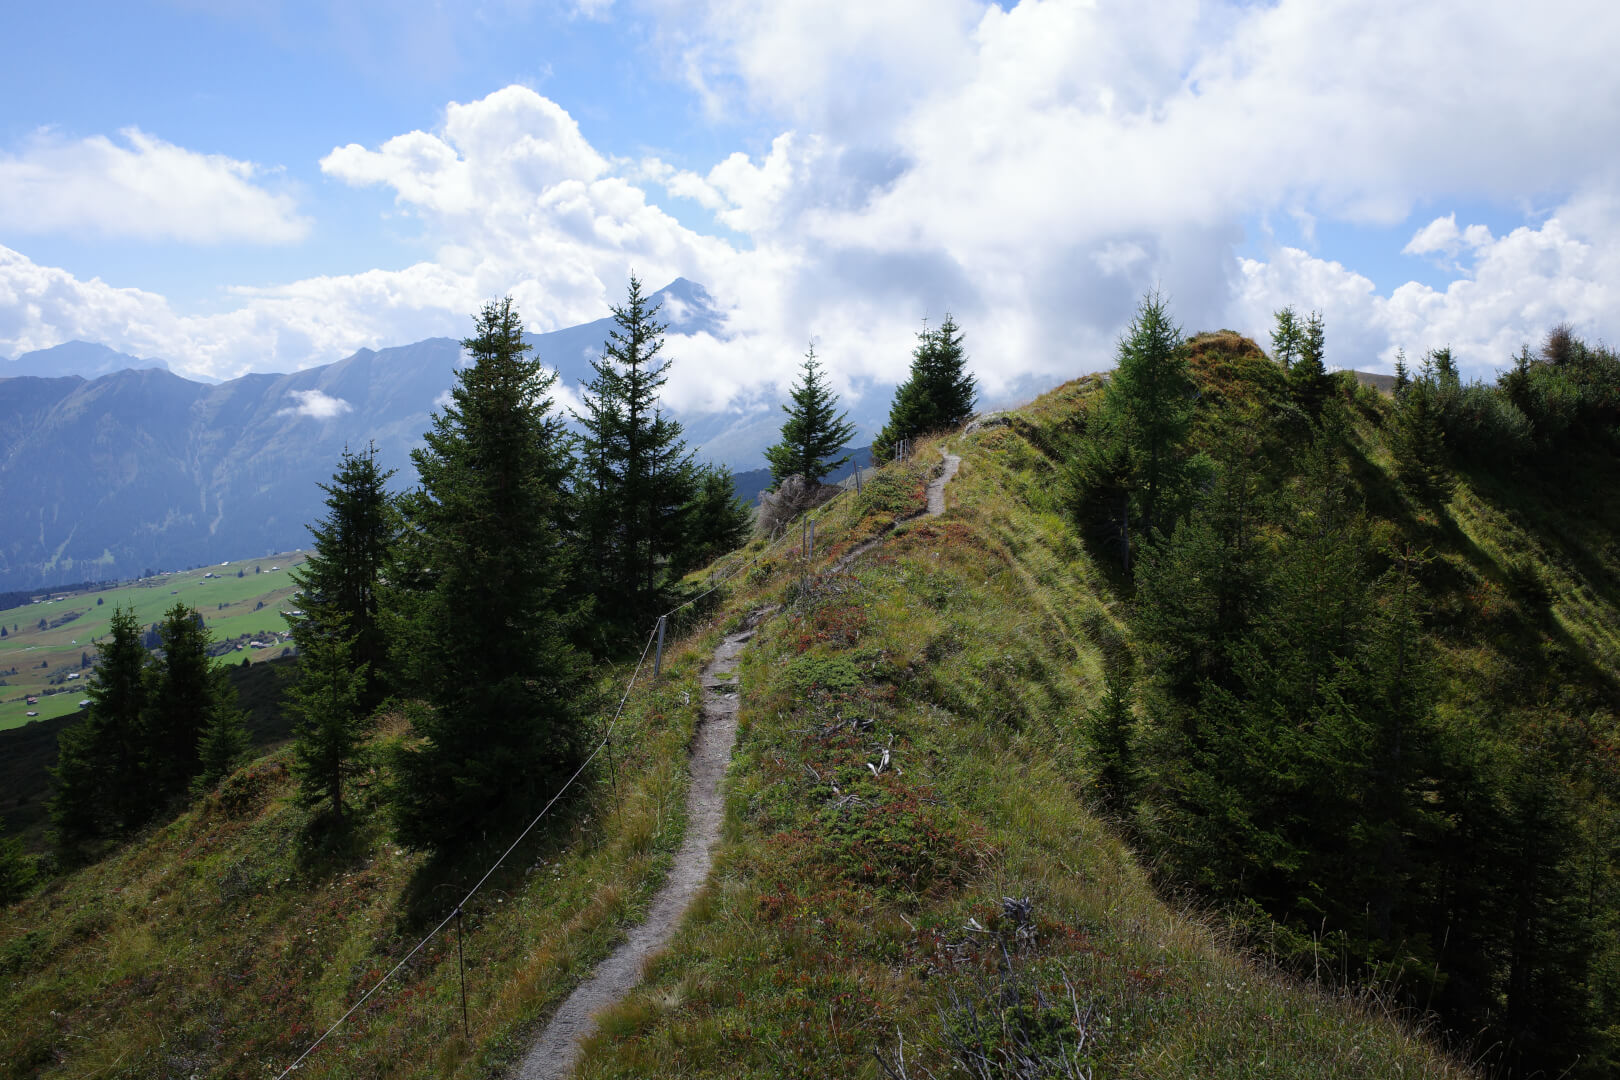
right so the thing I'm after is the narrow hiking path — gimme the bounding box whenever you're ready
[927,445,961,516]
[832,444,961,573]
[516,444,962,1078]
[514,615,761,1080]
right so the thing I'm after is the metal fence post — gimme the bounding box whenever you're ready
[808,519,815,558]
[653,615,667,676]
[854,463,862,493]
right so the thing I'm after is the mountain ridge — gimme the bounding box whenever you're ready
[0,280,888,591]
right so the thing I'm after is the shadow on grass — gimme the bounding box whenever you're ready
[389,776,607,934]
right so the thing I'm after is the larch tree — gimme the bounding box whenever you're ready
[1271,305,1303,371]
[388,296,584,849]
[765,344,856,487]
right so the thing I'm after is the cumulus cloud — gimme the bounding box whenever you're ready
[0,127,307,244]
[1234,193,1620,380]
[7,1,1620,415]
[278,389,354,420]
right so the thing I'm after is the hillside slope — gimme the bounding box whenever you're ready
[1,375,1477,1078]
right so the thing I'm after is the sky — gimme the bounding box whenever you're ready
[2,0,1617,415]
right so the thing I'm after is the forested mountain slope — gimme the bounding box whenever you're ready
[4,325,1615,1077]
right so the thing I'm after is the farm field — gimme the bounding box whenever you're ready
[0,552,308,732]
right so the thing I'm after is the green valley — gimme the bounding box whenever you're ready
[0,554,307,732]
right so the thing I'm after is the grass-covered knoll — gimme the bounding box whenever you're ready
[0,554,307,732]
[559,430,1463,1079]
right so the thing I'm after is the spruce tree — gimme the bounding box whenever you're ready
[50,606,150,853]
[143,603,246,800]
[144,604,214,798]
[1393,348,1411,396]
[192,697,250,795]
[680,464,753,573]
[389,297,584,849]
[1391,358,1454,503]
[1105,290,1195,548]
[290,443,397,714]
[1290,309,1330,415]
[874,314,977,461]
[573,275,698,631]
[288,624,370,822]
[765,345,856,486]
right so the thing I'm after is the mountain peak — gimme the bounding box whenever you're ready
[4,340,170,380]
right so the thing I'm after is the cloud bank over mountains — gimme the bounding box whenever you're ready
[2,0,1617,405]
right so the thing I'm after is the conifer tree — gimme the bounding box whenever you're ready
[288,623,369,821]
[1391,356,1454,503]
[680,464,753,573]
[50,606,149,853]
[1083,660,1138,814]
[765,345,856,486]
[144,603,215,797]
[389,297,584,849]
[1290,310,1330,415]
[1107,290,1195,547]
[290,443,397,713]
[573,275,698,630]
[1393,348,1411,396]
[1271,306,1303,370]
[141,603,247,799]
[874,314,977,461]
[192,697,250,795]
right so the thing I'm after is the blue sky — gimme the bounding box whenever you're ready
[3,0,1617,409]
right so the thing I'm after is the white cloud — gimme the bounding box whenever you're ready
[0,127,307,244]
[7,1,1620,418]
[1234,193,1620,380]
[1403,213,1496,261]
[278,389,354,420]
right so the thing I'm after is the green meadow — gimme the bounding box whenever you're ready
[0,553,308,732]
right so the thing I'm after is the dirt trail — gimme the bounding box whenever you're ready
[832,444,960,574]
[926,447,962,516]
[513,614,762,1080]
[516,446,963,1078]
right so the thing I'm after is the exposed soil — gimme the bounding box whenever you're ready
[515,446,962,1078]
[832,445,960,574]
[927,447,962,516]
[513,611,764,1080]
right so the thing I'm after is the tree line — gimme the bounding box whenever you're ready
[41,278,979,866]
[1068,294,1619,1077]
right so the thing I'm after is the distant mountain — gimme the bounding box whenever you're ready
[0,279,894,591]
[3,341,170,380]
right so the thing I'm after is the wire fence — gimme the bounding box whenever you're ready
[273,472,871,1076]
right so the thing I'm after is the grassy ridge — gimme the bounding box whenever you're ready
[565,425,1463,1078]
[1,380,1482,1078]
